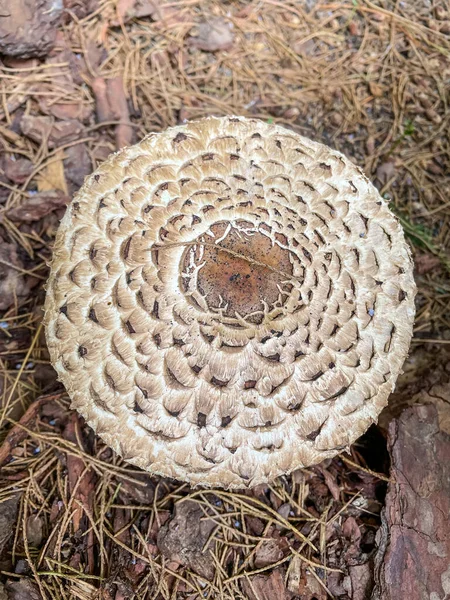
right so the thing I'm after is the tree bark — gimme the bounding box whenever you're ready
[372,404,450,600]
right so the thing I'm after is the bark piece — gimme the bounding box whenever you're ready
[242,568,290,600]
[349,562,373,600]
[189,17,234,52]
[372,404,450,600]
[91,77,133,149]
[414,252,441,275]
[63,413,96,573]
[0,495,20,557]
[114,0,157,23]
[63,144,91,190]
[26,514,44,548]
[2,156,34,185]
[63,0,99,20]
[254,537,285,568]
[21,116,84,148]
[0,393,63,467]
[157,500,215,580]
[0,0,62,59]
[4,579,42,600]
[0,242,33,310]
[6,190,69,222]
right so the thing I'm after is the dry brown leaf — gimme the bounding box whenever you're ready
[107,77,133,149]
[37,150,68,193]
[298,562,328,600]
[91,77,133,149]
[293,38,316,56]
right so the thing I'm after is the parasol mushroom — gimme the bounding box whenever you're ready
[44,117,416,489]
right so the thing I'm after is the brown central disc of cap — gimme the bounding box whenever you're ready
[181,221,294,321]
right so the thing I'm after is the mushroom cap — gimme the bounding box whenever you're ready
[44,117,416,489]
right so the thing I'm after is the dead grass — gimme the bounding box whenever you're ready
[1,0,450,597]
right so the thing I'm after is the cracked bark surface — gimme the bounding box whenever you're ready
[372,404,450,600]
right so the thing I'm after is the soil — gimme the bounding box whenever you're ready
[0,0,449,598]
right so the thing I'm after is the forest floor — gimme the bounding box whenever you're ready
[0,0,449,599]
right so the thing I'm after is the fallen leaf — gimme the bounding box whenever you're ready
[242,568,289,600]
[157,500,216,580]
[6,190,69,222]
[343,515,364,564]
[21,116,85,149]
[348,20,360,36]
[189,17,234,52]
[0,495,20,556]
[26,514,44,548]
[36,150,68,193]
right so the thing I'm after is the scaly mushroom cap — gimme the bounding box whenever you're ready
[44,117,416,488]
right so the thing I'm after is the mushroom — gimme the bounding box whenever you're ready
[44,117,416,488]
